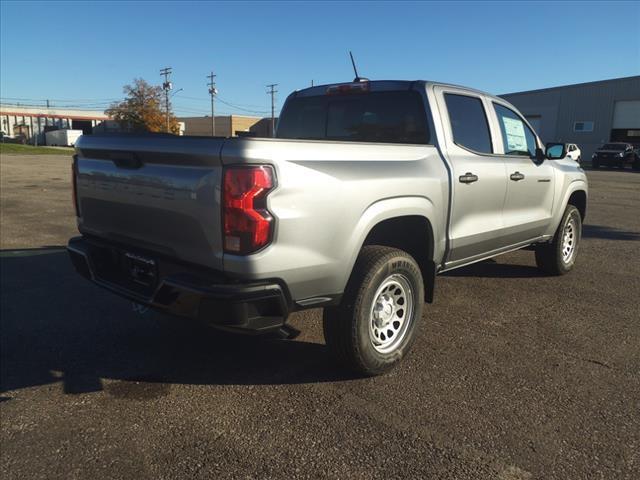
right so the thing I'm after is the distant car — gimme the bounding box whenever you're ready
[591,143,639,170]
[566,143,581,163]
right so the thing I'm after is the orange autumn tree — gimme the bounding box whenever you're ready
[106,78,180,134]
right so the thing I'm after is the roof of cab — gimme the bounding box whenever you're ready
[291,79,502,102]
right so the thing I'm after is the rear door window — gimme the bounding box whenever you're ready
[444,94,493,154]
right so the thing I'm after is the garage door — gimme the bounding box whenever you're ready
[613,100,640,128]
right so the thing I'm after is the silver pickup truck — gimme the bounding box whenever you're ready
[68,79,588,375]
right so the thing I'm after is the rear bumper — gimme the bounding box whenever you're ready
[67,236,289,333]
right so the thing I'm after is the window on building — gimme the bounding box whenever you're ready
[444,93,493,154]
[573,121,594,132]
[493,103,538,157]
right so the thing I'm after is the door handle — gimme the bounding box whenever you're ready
[459,172,478,184]
[510,171,525,181]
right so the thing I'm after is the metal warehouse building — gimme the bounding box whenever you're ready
[501,75,640,160]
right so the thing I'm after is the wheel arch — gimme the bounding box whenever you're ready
[544,179,588,238]
[567,189,587,221]
[341,197,441,303]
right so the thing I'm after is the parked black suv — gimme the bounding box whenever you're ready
[591,143,640,170]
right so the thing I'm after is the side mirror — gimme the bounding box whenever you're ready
[545,142,567,160]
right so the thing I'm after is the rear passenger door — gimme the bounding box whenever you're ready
[433,87,509,265]
[490,101,555,244]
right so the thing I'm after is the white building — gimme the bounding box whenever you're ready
[0,104,109,144]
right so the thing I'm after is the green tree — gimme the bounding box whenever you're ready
[106,78,180,134]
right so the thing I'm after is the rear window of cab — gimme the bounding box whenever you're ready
[276,90,430,144]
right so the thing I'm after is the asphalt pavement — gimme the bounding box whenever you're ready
[1,154,639,479]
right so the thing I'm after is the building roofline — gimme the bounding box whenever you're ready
[0,110,109,120]
[501,75,640,97]
[0,104,108,120]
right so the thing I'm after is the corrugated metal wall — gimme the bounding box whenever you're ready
[501,76,640,160]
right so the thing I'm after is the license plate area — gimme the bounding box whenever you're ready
[124,252,157,287]
[90,245,159,296]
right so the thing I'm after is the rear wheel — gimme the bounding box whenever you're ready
[592,159,599,169]
[323,246,424,376]
[535,205,582,275]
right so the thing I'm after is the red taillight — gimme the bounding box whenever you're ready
[72,155,79,217]
[223,166,275,254]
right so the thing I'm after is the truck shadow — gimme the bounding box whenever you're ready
[582,224,640,241]
[0,249,354,397]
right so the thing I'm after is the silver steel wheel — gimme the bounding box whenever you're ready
[562,217,577,263]
[369,273,414,354]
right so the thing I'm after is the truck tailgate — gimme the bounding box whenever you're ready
[74,135,226,270]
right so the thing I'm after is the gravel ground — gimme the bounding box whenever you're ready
[1,154,639,479]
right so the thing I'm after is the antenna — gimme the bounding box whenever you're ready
[349,51,368,83]
[349,51,359,81]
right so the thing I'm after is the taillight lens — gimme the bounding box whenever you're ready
[72,154,80,217]
[223,166,275,254]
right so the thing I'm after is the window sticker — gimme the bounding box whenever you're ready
[503,117,527,153]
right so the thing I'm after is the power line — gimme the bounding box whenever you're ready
[0,101,112,111]
[173,95,270,115]
[215,97,270,115]
[0,97,121,109]
[0,96,121,102]
[2,94,274,116]
[175,94,268,110]
[266,83,278,137]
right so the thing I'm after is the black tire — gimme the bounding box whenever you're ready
[323,246,424,376]
[535,205,582,275]
[633,160,640,171]
[592,159,599,169]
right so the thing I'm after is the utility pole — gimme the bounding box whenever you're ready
[266,83,278,138]
[160,67,173,133]
[207,71,218,136]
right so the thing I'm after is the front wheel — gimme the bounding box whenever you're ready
[535,205,582,275]
[323,246,424,376]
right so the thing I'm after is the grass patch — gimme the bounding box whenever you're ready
[0,143,75,155]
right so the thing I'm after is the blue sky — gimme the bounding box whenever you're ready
[1,1,638,116]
